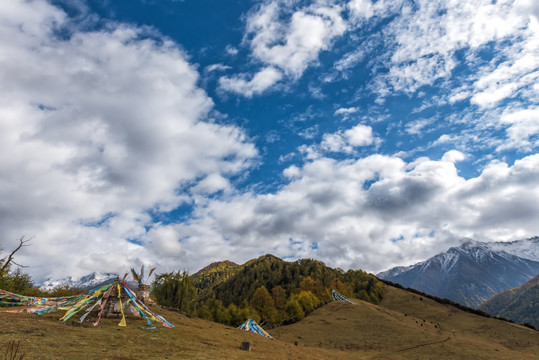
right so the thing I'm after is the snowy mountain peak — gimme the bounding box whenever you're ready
[486,236,539,262]
[40,272,118,291]
[378,237,539,307]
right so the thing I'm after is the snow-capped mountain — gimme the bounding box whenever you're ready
[40,272,119,290]
[377,238,539,308]
[486,236,539,262]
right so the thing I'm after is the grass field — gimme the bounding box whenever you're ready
[2,285,538,359]
[272,285,539,359]
[1,307,355,360]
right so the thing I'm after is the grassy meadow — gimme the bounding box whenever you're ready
[2,284,538,359]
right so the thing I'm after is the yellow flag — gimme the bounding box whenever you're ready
[117,283,127,327]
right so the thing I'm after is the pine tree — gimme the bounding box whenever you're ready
[153,271,197,314]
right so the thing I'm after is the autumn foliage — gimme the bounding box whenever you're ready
[152,254,384,328]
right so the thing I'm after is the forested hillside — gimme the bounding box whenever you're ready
[480,274,539,329]
[153,254,383,328]
[192,260,240,295]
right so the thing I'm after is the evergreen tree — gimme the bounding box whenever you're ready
[153,271,197,314]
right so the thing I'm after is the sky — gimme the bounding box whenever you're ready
[0,0,538,282]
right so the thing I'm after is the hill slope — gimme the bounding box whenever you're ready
[378,240,539,307]
[207,254,383,306]
[192,260,240,294]
[480,274,539,330]
[3,284,537,359]
[0,306,355,360]
[271,285,539,359]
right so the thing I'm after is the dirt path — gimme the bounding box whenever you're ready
[396,336,451,352]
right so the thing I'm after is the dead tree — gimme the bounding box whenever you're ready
[0,236,31,272]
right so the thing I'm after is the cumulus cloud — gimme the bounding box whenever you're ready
[247,1,347,76]
[432,134,457,146]
[173,152,539,272]
[344,124,374,146]
[218,66,283,97]
[441,150,466,163]
[318,124,375,153]
[219,0,347,96]
[0,0,256,280]
[191,173,231,195]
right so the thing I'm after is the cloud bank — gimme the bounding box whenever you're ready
[156,152,539,273]
[0,0,256,280]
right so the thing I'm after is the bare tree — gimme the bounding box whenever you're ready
[0,236,32,272]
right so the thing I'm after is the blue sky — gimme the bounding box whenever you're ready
[0,0,538,282]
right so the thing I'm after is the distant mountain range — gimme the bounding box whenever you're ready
[377,237,539,308]
[40,272,120,290]
[480,274,539,329]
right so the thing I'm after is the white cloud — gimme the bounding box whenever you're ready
[225,45,239,56]
[335,107,359,115]
[321,132,352,153]
[319,124,375,153]
[146,226,184,258]
[376,0,537,101]
[497,107,539,152]
[515,0,539,21]
[347,0,399,21]
[283,165,301,179]
[405,118,435,136]
[0,0,257,280]
[432,134,456,146]
[441,150,466,163]
[333,47,368,75]
[205,63,231,73]
[348,0,374,19]
[191,173,231,195]
[219,66,283,97]
[344,124,374,146]
[298,125,319,139]
[448,89,472,104]
[220,0,347,96]
[471,19,539,108]
[247,1,347,76]
[175,153,539,272]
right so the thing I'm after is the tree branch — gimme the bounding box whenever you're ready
[0,236,32,271]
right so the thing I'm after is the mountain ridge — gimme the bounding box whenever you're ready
[40,271,118,290]
[480,274,539,329]
[378,237,539,307]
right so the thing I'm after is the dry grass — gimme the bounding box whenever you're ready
[2,285,538,359]
[0,307,354,360]
[271,285,539,359]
